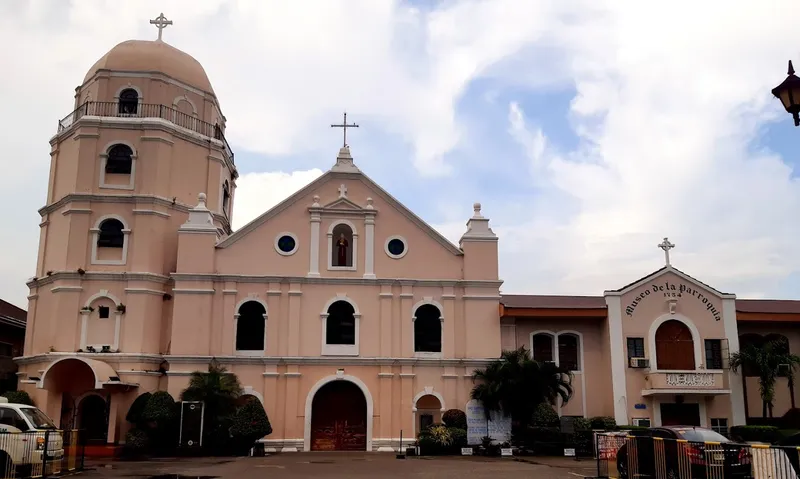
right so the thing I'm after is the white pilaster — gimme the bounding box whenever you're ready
[113,312,122,351]
[605,295,629,425]
[363,207,376,279]
[79,311,89,350]
[723,297,746,426]
[308,196,321,278]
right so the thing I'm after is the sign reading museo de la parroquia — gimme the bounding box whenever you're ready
[625,281,721,321]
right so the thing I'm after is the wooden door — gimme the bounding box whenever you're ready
[660,403,701,426]
[655,320,695,370]
[310,381,367,451]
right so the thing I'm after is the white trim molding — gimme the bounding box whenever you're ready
[321,294,361,356]
[99,141,137,190]
[303,374,374,451]
[308,200,321,277]
[327,219,358,271]
[90,214,131,265]
[233,297,268,356]
[722,298,746,426]
[605,295,629,425]
[647,313,703,372]
[384,235,408,259]
[411,298,444,358]
[363,214,376,279]
[412,387,446,438]
[274,232,299,256]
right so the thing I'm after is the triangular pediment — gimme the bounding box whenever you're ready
[605,265,734,299]
[322,197,364,211]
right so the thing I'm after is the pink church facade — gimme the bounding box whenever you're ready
[16,29,800,451]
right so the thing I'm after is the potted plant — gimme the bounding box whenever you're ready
[80,306,94,313]
[117,304,127,314]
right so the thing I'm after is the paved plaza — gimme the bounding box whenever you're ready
[72,454,597,478]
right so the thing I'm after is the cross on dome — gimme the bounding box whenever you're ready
[150,13,173,41]
[657,237,675,266]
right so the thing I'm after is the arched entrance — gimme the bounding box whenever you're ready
[656,320,696,370]
[79,395,109,444]
[310,381,367,451]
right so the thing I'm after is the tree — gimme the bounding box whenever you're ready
[470,346,573,425]
[230,398,272,454]
[180,359,243,449]
[731,337,800,418]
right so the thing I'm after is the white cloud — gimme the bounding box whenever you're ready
[232,169,324,230]
[3,0,800,308]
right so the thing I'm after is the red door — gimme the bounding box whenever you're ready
[310,381,367,451]
[655,320,695,370]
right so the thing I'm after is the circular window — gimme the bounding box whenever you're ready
[385,236,408,259]
[274,233,298,256]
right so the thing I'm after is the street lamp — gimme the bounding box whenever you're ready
[771,60,800,126]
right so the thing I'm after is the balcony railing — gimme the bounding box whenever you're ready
[57,101,235,164]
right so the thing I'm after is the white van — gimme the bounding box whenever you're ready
[0,397,63,475]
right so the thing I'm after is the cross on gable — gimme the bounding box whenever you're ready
[658,237,675,266]
[338,184,348,198]
[150,13,173,41]
[331,112,359,148]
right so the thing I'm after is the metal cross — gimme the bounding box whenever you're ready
[150,13,173,41]
[658,237,675,266]
[331,112,359,148]
[338,184,348,198]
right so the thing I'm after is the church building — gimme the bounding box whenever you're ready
[16,15,800,451]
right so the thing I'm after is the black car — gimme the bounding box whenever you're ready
[616,426,751,479]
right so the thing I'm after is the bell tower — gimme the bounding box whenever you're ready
[25,15,237,357]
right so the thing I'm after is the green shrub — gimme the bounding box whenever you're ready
[142,391,175,424]
[2,391,34,406]
[573,417,592,431]
[428,424,454,447]
[124,428,149,451]
[125,393,152,426]
[231,399,273,440]
[532,403,559,427]
[448,427,468,448]
[730,425,780,443]
[442,409,467,429]
[590,416,617,431]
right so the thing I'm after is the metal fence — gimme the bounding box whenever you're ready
[596,432,800,478]
[0,429,84,478]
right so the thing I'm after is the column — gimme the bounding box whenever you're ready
[605,295,629,425]
[363,211,376,279]
[287,283,302,356]
[379,285,393,356]
[722,298,747,425]
[262,369,280,452]
[266,283,282,355]
[399,365,415,448]
[283,366,302,451]
[377,367,394,451]
[442,286,456,357]
[400,283,414,356]
[308,198,321,277]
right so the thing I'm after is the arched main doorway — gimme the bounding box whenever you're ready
[310,381,367,451]
[79,394,109,444]
[655,320,696,370]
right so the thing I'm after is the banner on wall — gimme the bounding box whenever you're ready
[465,399,512,445]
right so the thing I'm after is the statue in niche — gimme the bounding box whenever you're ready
[336,233,349,266]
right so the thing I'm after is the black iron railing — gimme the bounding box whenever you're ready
[57,101,235,164]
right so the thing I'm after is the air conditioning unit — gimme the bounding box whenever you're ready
[632,418,651,427]
[629,357,650,369]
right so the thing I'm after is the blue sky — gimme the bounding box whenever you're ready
[2,0,800,307]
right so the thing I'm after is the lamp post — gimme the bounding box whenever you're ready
[771,60,800,126]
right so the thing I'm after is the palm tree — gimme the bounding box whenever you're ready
[730,338,800,418]
[471,346,573,426]
[181,359,244,447]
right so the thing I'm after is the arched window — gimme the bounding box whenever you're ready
[414,304,442,354]
[331,223,354,268]
[235,301,266,352]
[558,334,580,371]
[655,320,695,370]
[118,89,138,114]
[222,181,230,216]
[326,301,356,345]
[105,144,133,175]
[97,219,125,248]
[532,333,555,362]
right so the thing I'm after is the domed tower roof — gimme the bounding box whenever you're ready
[83,39,214,94]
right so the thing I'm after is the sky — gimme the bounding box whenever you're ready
[2,0,800,309]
